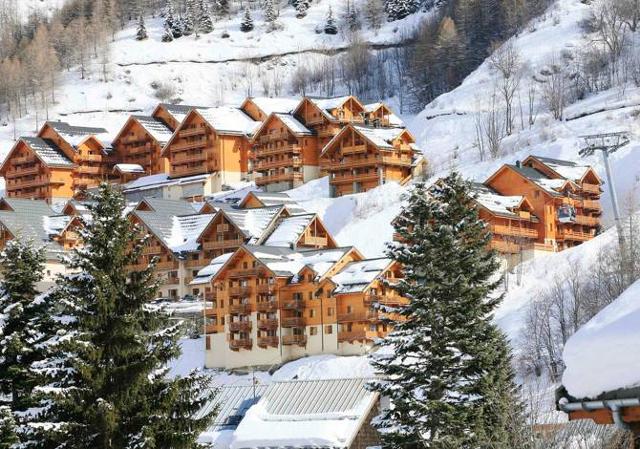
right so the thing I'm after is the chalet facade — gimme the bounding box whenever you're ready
[161,107,259,190]
[251,113,318,191]
[485,157,602,251]
[320,124,421,197]
[151,103,203,131]
[240,96,301,122]
[193,243,406,370]
[111,115,173,175]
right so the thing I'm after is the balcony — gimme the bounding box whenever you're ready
[173,152,208,164]
[229,321,252,332]
[582,200,602,211]
[254,158,302,171]
[229,286,251,297]
[76,165,102,175]
[302,235,328,247]
[258,131,289,143]
[341,144,367,155]
[330,172,379,185]
[79,154,103,162]
[6,166,40,178]
[228,268,260,278]
[171,165,207,177]
[337,312,369,323]
[258,336,279,348]
[256,145,302,157]
[363,294,404,306]
[256,300,278,313]
[229,303,252,314]
[14,177,49,189]
[217,224,230,233]
[574,215,599,227]
[490,239,523,254]
[202,238,245,250]
[204,323,218,333]
[281,300,305,310]
[12,156,37,165]
[205,291,217,301]
[338,330,383,342]
[255,172,303,186]
[171,139,208,152]
[180,127,207,138]
[204,307,217,317]
[557,228,595,242]
[281,317,305,328]
[156,261,178,270]
[127,143,153,155]
[258,319,279,330]
[581,183,601,195]
[282,334,307,346]
[490,225,538,239]
[317,127,338,138]
[142,244,163,255]
[380,155,413,167]
[229,338,252,350]
[256,284,276,295]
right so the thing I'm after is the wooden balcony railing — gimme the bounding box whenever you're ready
[380,155,413,166]
[12,156,37,165]
[282,334,307,346]
[338,330,383,342]
[258,319,279,330]
[582,200,602,211]
[229,303,251,314]
[6,166,40,178]
[229,338,252,350]
[257,336,279,348]
[172,152,208,164]
[229,321,252,332]
[363,295,405,306]
[581,183,601,195]
[142,244,163,255]
[79,154,103,162]
[258,131,289,143]
[229,286,251,297]
[341,144,367,155]
[256,284,276,294]
[281,300,305,311]
[330,172,379,185]
[254,158,302,171]
[337,312,369,323]
[281,317,305,328]
[171,165,207,177]
[302,235,328,246]
[171,138,208,152]
[490,225,538,239]
[557,228,595,242]
[202,238,245,250]
[205,291,217,301]
[255,172,303,186]
[76,165,102,175]
[204,323,218,334]
[305,117,325,126]
[490,240,522,254]
[204,307,217,317]
[255,145,302,157]
[574,215,599,227]
[180,127,207,138]
[256,300,278,313]
[228,268,260,278]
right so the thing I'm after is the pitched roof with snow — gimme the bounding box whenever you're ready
[471,184,531,220]
[507,164,568,197]
[230,378,378,449]
[190,252,235,285]
[159,103,207,124]
[262,214,315,247]
[352,125,408,149]
[122,173,210,193]
[241,191,307,214]
[331,258,391,294]
[247,97,301,115]
[21,137,74,168]
[131,115,174,146]
[223,206,285,241]
[114,163,145,174]
[46,121,111,146]
[364,102,405,127]
[197,106,261,136]
[275,113,313,135]
[243,245,354,279]
[529,155,594,182]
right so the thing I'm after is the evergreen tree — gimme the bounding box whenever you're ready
[162,21,175,41]
[195,0,214,36]
[346,2,360,31]
[0,239,47,410]
[369,174,527,449]
[0,406,18,449]
[136,14,148,40]
[365,0,385,29]
[384,0,419,21]
[182,0,196,35]
[264,0,280,32]
[214,0,229,19]
[28,184,217,449]
[164,1,182,39]
[240,7,254,32]
[294,0,309,18]
[324,6,338,34]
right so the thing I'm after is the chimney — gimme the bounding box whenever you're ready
[515,160,521,168]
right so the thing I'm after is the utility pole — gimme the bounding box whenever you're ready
[579,132,629,248]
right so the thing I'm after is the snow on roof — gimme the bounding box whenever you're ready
[230,378,377,449]
[249,97,301,115]
[562,279,640,400]
[332,258,391,294]
[242,191,307,214]
[224,206,284,241]
[352,125,406,150]
[132,115,174,146]
[21,137,74,168]
[263,214,315,247]
[42,215,72,236]
[364,103,405,127]
[122,173,210,192]
[46,121,112,148]
[160,103,206,124]
[114,163,145,174]
[241,245,352,278]
[197,106,261,136]
[191,252,234,285]
[532,155,592,182]
[471,184,524,218]
[167,213,216,253]
[508,164,566,196]
[311,95,352,112]
[275,113,312,135]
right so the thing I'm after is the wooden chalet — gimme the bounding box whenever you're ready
[238,191,307,214]
[485,158,602,251]
[363,102,404,128]
[240,97,301,122]
[320,124,418,197]
[471,183,541,259]
[161,106,259,188]
[293,95,366,148]
[151,103,204,132]
[251,113,318,191]
[111,115,173,175]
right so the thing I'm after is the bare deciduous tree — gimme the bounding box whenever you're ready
[490,41,524,135]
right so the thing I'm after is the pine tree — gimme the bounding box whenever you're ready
[136,14,148,40]
[194,0,214,36]
[0,240,47,410]
[294,0,309,18]
[346,2,360,31]
[162,21,175,41]
[0,406,18,449]
[214,0,229,19]
[28,184,217,449]
[164,1,181,39]
[368,174,527,449]
[324,6,338,34]
[264,0,280,32]
[384,0,418,21]
[365,0,385,29]
[240,7,254,32]
[182,0,196,36]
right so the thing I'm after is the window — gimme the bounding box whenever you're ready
[535,191,540,198]
[310,327,318,335]
[219,300,224,308]
[309,309,316,318]
[325,325,333,334]
[327,307,334,316]
[347,305,352,313]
